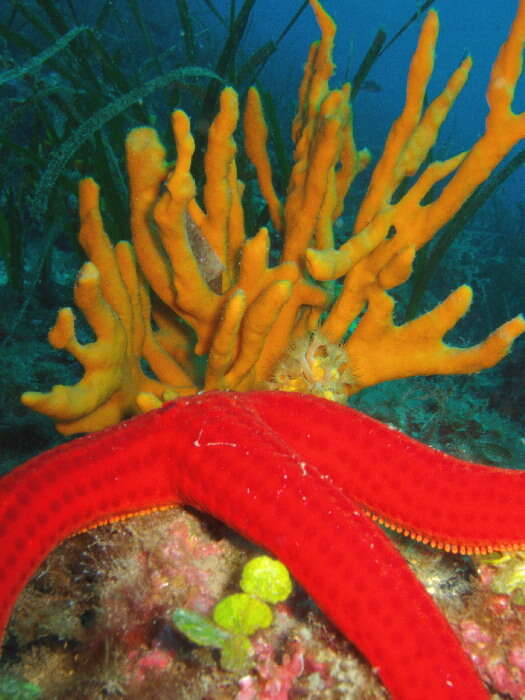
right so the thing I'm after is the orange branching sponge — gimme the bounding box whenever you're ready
[306,4,525,393]
[23,0,525,433]
[126,96,327,396]
[22,179,195,434]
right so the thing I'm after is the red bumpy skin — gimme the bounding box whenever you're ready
[2,391,525,699]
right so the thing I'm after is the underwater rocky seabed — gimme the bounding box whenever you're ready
[0,208,525,697]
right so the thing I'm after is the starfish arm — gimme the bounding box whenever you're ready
[0,391,496,698]
[239,392,525,554]
[171,392,487,699]
[0,407,183,638]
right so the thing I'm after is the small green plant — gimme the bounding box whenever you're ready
[0,673,42,699]
[172,555,292,673]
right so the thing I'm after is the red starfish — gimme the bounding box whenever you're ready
[1,391,524,698]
